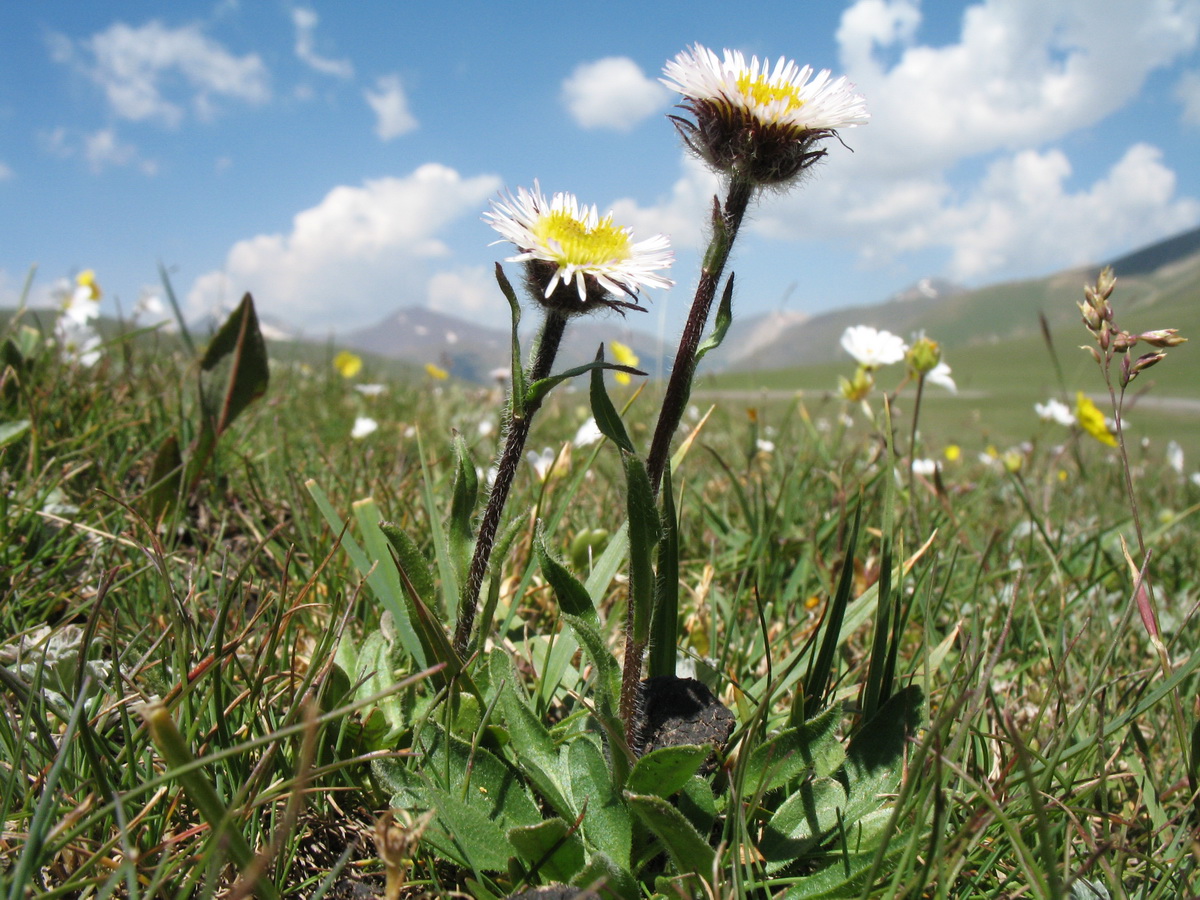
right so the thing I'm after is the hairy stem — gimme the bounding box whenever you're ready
[646,176,755,494]
[453,308,569,656]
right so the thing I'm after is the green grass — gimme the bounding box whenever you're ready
[3,286,1200,898]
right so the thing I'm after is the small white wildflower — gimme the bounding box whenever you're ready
[573,418,604,448]
[912,458,937,477]
[1034,398,1074,426]
[351,416,379,439]
[840,326,907,369]
[355,383,386,397]
[1167,440,1184,475]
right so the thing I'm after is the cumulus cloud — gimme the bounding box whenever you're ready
[935,143,1200,279]
[1177,69,1200,125]
[365,75,418,140]
[291,8,353,78]
[561,57,671,131]
[426,267,498,318]
[837,0,1200,175]
[723,0,1200,284]
[608,154,720,251]
[50,20,269,126]
[0,161,12,180]
[187,163,501,329]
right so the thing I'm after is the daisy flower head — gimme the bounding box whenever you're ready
[661,44,868,185]
[840,326,907,370]
[484,183,673,315]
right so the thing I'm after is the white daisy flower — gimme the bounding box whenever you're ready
[351,416,378,439]
[484,183,673,306]
[573,417,604,448]
[661,43,867,183]
[912,458,938,477]
[55,316,102,367]
[354,383,386,396]
[926,361,956,393]
[840,326,907,369]
[1034,398,1074,426]
[1167,440,1184,475]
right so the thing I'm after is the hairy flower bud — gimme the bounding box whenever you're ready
[906,335,942,375]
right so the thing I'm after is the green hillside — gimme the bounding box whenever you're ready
[704,247,1200,460]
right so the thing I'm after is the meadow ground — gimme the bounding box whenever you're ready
[3,297,1200,899]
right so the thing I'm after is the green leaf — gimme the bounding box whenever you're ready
[494,653,572,819]
[744,704,845,797]
[375,724,541,871]
[623,452,659,648]
[507,818,586,885]
[775,834,909,899]
[449,431,479,590]
[626,744,710,800]
[568,736,631,869]
[648,462,678,679]
[758,775,849,871]
[626,790,715,876]
[694,273,734,365]
[142,433,182,522]
[536,530,598,627]
[199,292,269,435]
[526,360,645,411]
[588,345,634,453]
[678,776,717,839]
[560,614,626,778]
[805,503,861,715]
[573,852,640,900]
[495,263,526,420]
[843,685,923,823]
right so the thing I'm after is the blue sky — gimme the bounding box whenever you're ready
[2,0,1199,338]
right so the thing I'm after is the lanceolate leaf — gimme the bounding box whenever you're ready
[448,431,479,591]
[588,345,634,453]
[199,292,269,435]
[694,272,734,366]
[743,703,845,797]
[626,744,710,799]
[507,818,586,885]
[568,736,632,869]
[626,790,716,876]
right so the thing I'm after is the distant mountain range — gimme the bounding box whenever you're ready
[255,223,1200,380]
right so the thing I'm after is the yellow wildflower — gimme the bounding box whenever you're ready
[333,351,363,379]
[425,362,449,381]
[1075,392,1117,447]
[943,444,961,462]
[611,340,639,385]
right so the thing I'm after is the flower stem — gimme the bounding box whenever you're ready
[646,176,754,494]
[453,308,569,656]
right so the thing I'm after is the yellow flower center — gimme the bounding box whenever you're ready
[533,210,631,265]
[735,73,805,113]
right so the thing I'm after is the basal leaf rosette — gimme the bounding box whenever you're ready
[484,183,674,315]
[662,43,868,185]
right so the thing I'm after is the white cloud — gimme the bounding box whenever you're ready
[561,57,671,131]
[934,143,1200,279]
[83,128,157,175]
[39,126,157,175]
[0,161,12,180]
[291,8,353,79]
[365,75,418,140]
[1177,68,1200,125]
[608,154,720,251]
[427,266,500,320]
[52,21,269,126]
[187,163,501,329]
[837,0,1200,175]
